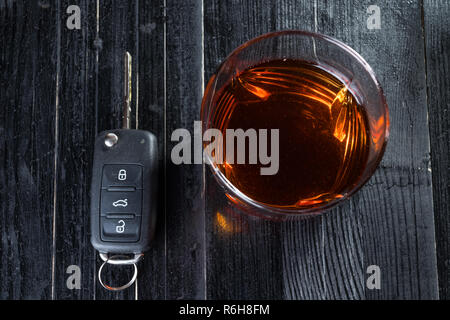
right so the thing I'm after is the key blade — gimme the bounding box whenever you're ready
[123,52,132,129]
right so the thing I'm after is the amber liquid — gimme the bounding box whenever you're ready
[207,59,371,210]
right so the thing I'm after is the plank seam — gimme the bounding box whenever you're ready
[201,0,207,300]
[420,0,440,299]
[50,0,62,301]
[93,0,100,300]
[163,0,168,301]
[135,0,140,300]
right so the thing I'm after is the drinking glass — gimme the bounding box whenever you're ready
[201,31,389,217]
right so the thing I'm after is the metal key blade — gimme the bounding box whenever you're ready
[123,52,132,129]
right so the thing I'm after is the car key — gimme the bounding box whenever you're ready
[90,52,158,290]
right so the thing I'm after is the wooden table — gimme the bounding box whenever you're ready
[0,0,448,300]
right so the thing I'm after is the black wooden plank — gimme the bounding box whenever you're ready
[0,0,57,299]
[275,0,367,300]
[423,0,450,299]
[280,0,439,300]
[352,166,436,299]
[282,0,438,300]
[287,0,438,299]
[205,190,284,299]
[135,0,166,300]
[164,0,206,299]
[328,0,437,299]
[95,0,139,300]
[203,0,284,300]
[53,0,97,299]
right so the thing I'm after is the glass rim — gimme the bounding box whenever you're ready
[203,30,389,217]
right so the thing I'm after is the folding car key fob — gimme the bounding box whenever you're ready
[90,129,158,254]
[90,53,158,291]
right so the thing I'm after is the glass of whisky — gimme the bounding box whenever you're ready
[201,31,389,216]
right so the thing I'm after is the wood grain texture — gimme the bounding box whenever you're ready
[276,0,367,300]
[52,0,97,300]
[0,0,446,300]
[136,0,166,300]
[203,0,285,299]
[164,0,206,299]
[0,0,57,299]
[315,0,438,300]
[204,189,284,299]
[423,0,450,299]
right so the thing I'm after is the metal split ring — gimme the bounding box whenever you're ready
[98,253,143,291]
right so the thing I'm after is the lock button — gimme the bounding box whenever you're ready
[101,216,141,242]
[102,164,143,189]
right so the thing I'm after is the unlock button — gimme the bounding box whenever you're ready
[101,216,141,242]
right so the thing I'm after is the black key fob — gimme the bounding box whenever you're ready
[90,129,158,254]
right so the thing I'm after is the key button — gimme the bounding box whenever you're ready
[102,164,143,188]
[101,216,141,242]
[100,190,142,216]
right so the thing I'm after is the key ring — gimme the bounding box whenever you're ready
[99,252,143,265]
[98,253,143,291]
